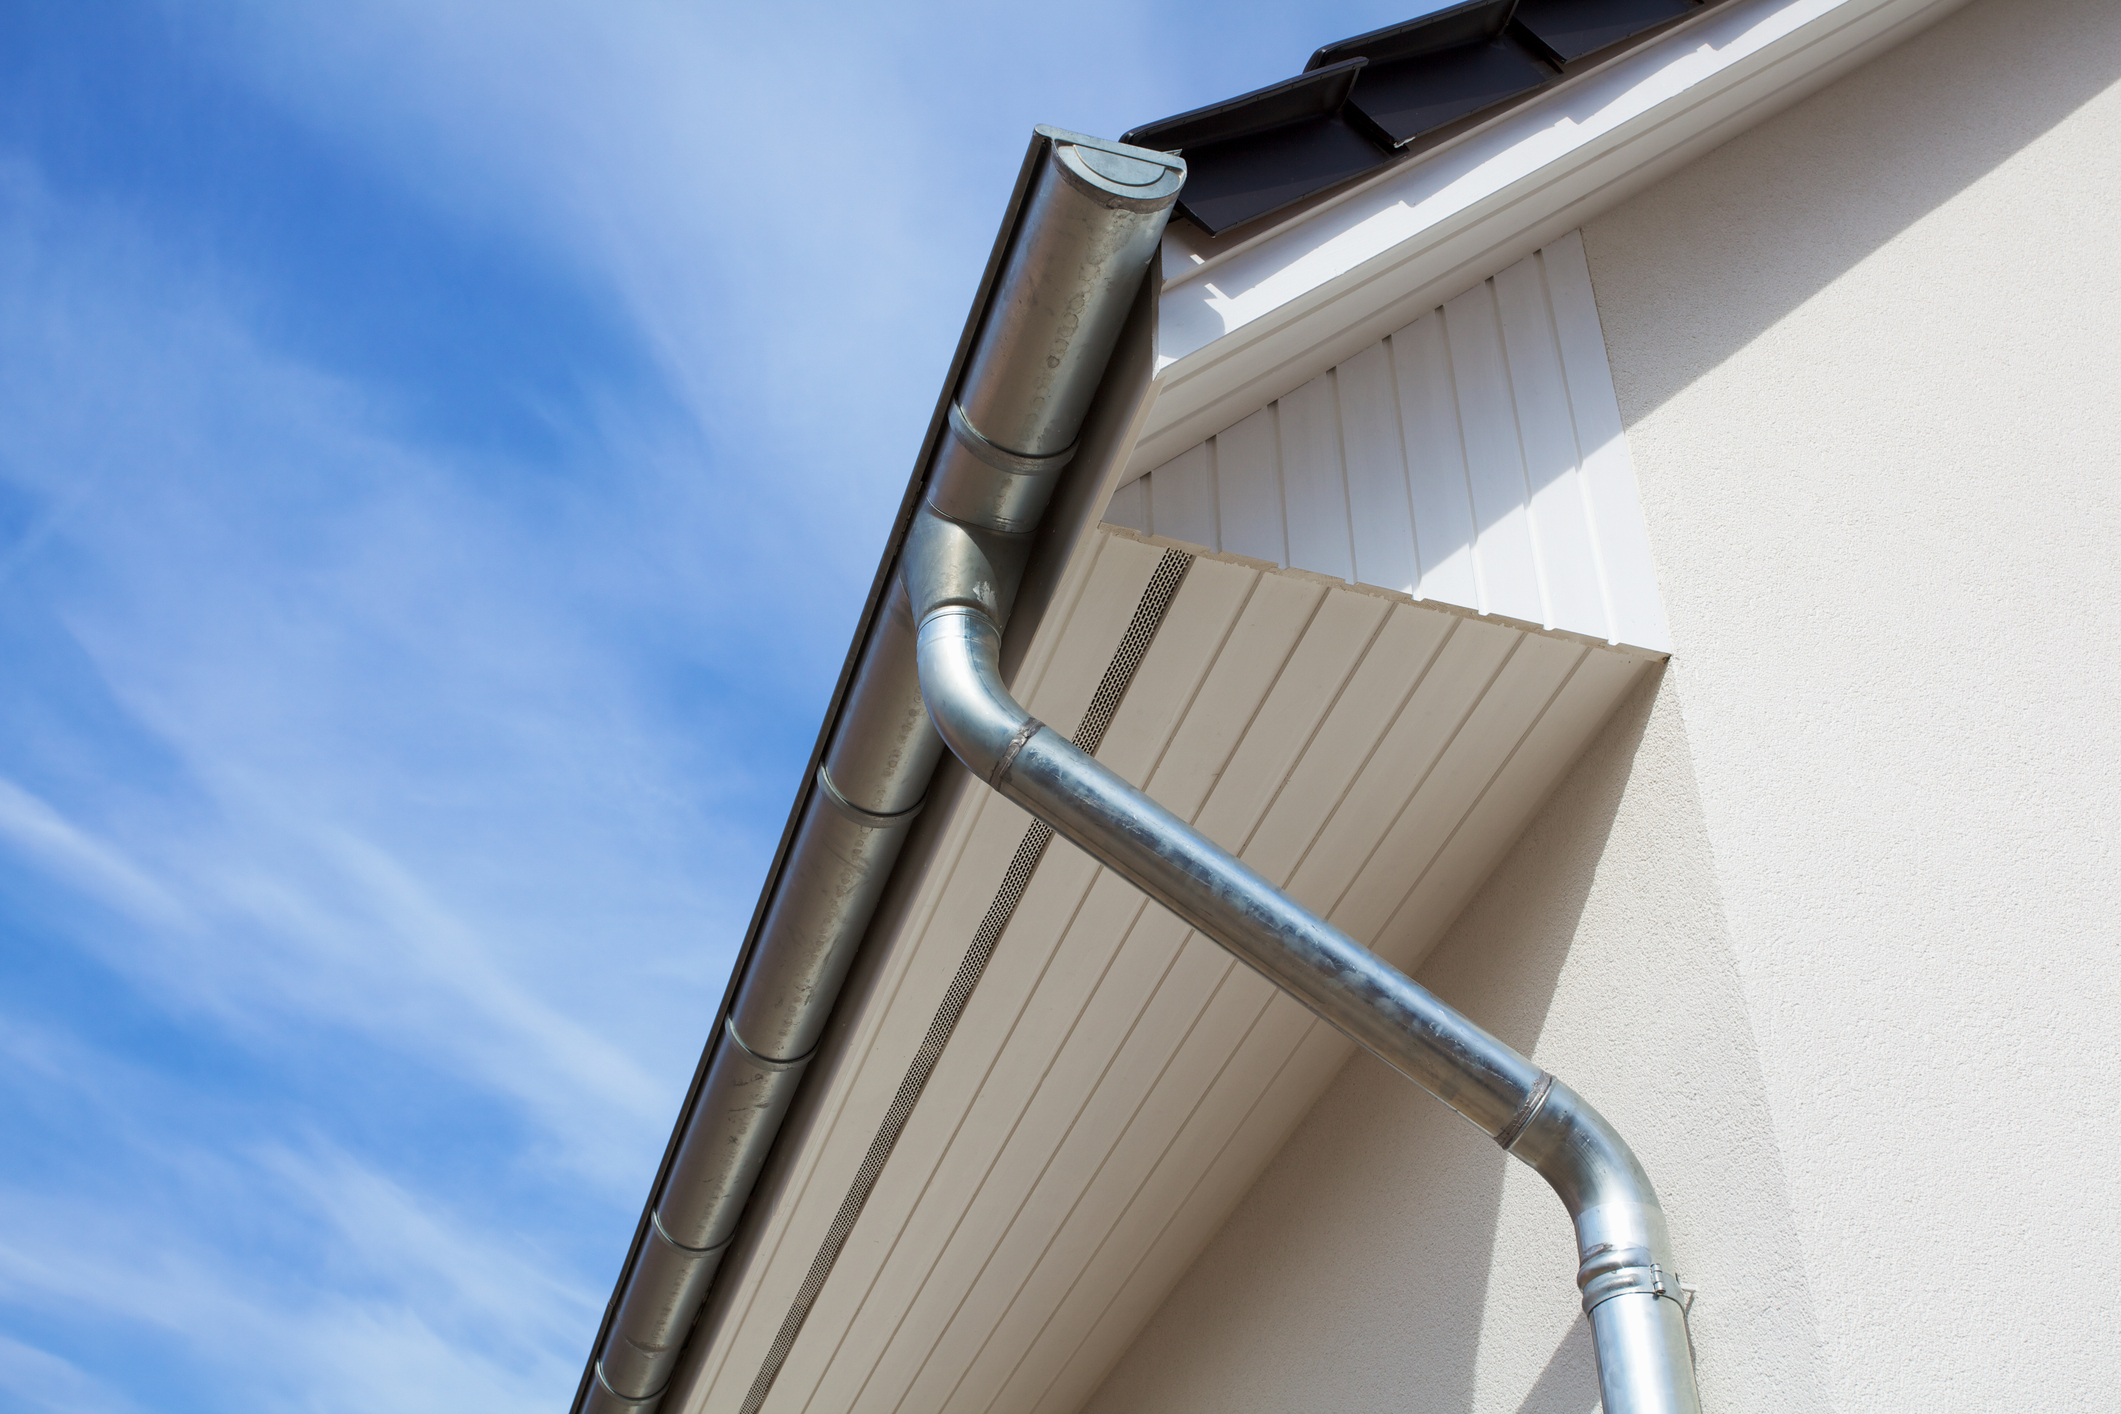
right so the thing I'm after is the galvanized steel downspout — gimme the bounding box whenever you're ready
[588,125,1700,1414]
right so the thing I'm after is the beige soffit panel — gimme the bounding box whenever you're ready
[1110,235,1669,654]
[1136,0,1973,473]
[683,527,1656,1414]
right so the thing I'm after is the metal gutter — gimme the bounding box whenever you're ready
[574,127,1186,1414]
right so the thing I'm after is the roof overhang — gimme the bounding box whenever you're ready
[685,535,1660,1413]
[633,1,1975,1408]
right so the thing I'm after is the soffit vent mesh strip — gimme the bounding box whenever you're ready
[738,547,1194,1414]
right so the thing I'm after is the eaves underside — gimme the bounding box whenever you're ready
[682,532,1651,1413]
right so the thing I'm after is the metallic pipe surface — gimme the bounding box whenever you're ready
[910,603,1702,1414]
[579,128,1182,1414]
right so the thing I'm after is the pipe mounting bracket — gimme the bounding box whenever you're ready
[1577,1243,1689,1314]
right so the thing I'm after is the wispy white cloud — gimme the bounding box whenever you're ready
[0,110,751,1402]
[0,777,193,931]
[0,1014,587,1412]
[0,1334,144,1414]
[0,1137,593,1414]
[192,0,1430,598]
[258,1142,595,1350]
[0,154,740,1139]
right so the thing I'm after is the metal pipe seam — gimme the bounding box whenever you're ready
[651,1039,813,1250]
[947,403,1075,474]
[911,601,1703,1414]
[814,580,941,818]
[928,403,1078,534]
[599,1211,730,1399]
[724,797,921,1061]
[720,1016,814,1073]
[814,763,924,829]
[590,1362,659,1412]
[989,715,1046,787]
[1493,1068,1555,1150]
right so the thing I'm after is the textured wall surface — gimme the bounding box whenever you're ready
[1082,0,2121,1408]
[1082,673,1828,1414]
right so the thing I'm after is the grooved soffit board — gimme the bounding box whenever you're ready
[1133,0,1973,475]
[682,533,1654,1414]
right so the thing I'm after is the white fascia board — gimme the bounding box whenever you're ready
[1131,0,1970,476]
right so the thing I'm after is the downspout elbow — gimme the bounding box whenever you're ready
[1509,1079,1697,1414]
[914,601,1031,786]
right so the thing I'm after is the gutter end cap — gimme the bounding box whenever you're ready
[1036,125,1186,207]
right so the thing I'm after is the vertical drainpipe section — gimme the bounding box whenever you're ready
[580,128,1185,1414]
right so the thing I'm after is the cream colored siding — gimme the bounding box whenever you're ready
[681,532,1651,1413]
[1107,237,1669,652]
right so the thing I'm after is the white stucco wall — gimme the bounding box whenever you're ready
[1081,0,2121,1409]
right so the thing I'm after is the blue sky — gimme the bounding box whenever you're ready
[0,3,1437,1409]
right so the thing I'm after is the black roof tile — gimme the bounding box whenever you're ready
[1122,61,1389,236]
[1126,0,1718,239]
[1308,0,1521,70]
[1338,40,1552,147]
[1512,0,1697,66]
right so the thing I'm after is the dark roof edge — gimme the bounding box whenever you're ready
[1157,0,1737,246]
[1121,59,1367,152]
[1306,0,1522,70]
